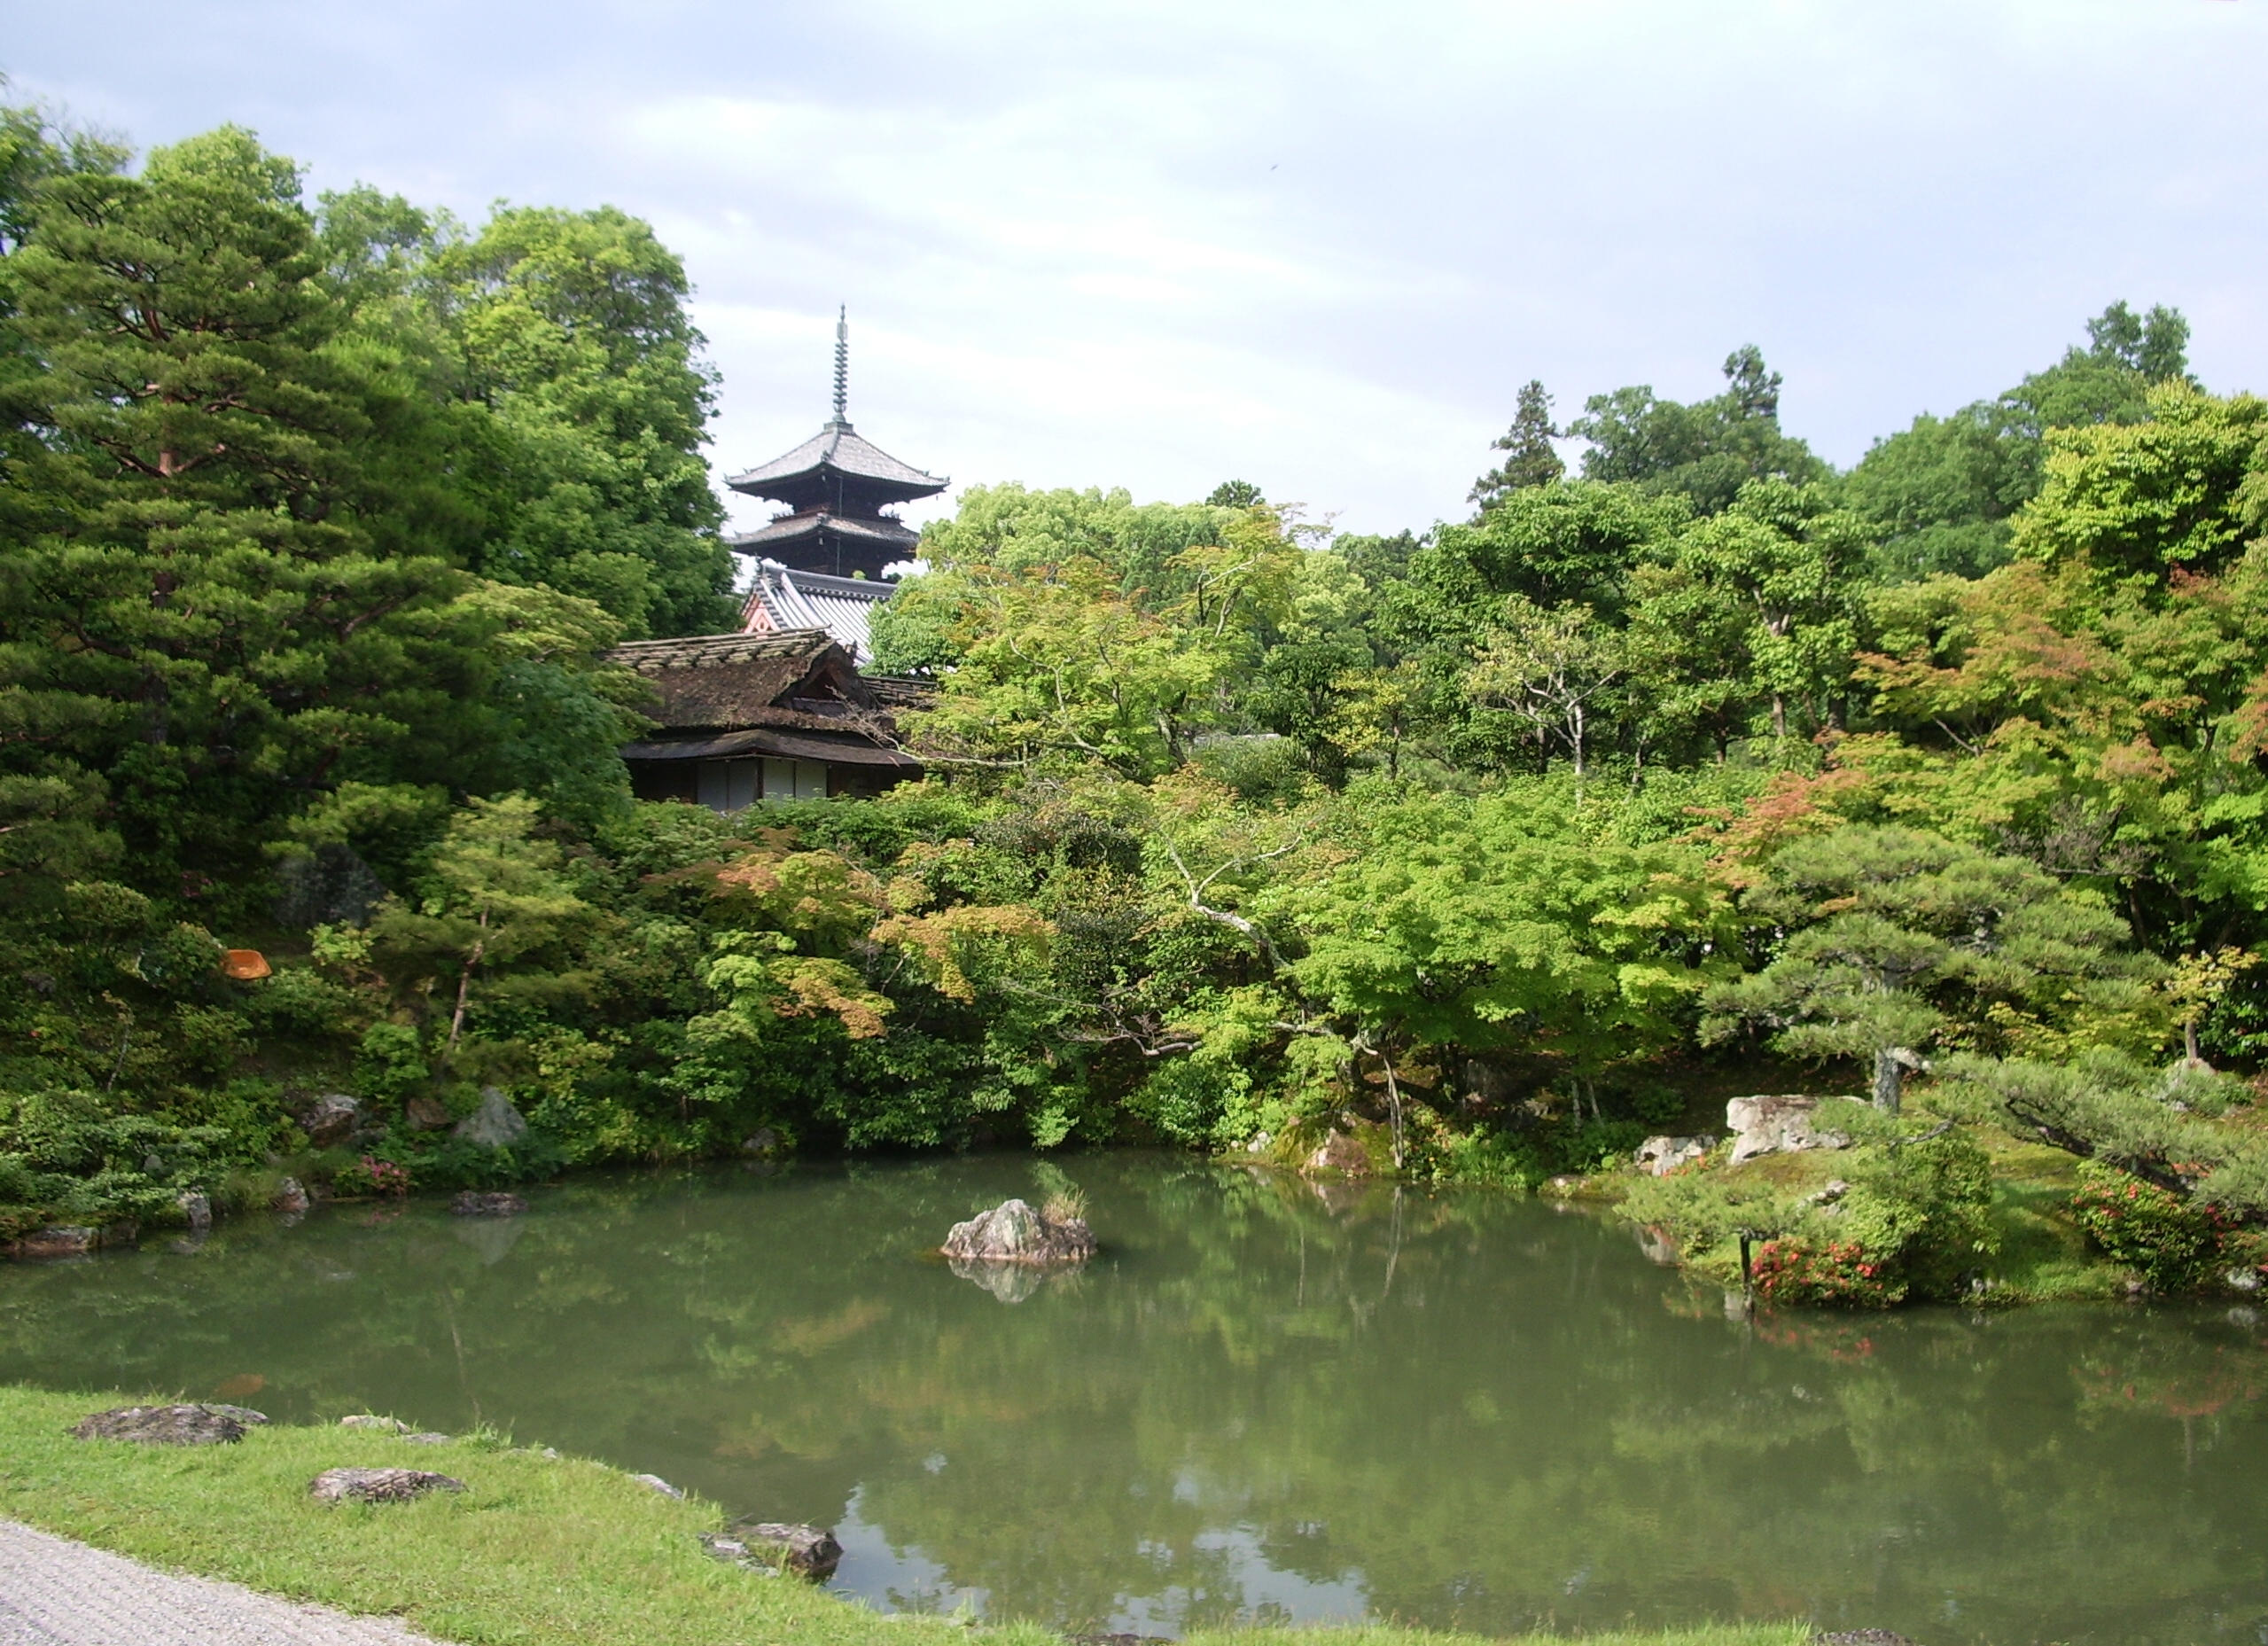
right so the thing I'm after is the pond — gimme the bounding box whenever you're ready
[1,1152,2264,1644]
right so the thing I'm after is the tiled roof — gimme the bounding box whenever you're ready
[724,422,946,500]
[739,560,897,665]
[726,511,921,553]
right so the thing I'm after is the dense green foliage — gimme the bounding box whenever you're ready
[8,104,2268,1303]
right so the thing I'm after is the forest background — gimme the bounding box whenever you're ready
[10,109,2268,1302]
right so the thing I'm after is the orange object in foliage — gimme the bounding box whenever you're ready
[221,948,271,980]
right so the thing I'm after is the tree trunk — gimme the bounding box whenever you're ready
[448,912,489,1052]
[1771,693,1788,741]
[1872,1047,1905,1114]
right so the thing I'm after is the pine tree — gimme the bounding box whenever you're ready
[1470,379,1563,507]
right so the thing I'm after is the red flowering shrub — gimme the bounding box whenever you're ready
[331,1155,411,1198]
[1750,1236,1903,1307]
[2070,1161,2231,1291]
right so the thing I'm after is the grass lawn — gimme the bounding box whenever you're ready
[0,1385,1810,1646]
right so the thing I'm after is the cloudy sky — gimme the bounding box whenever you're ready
[10,1,2267,538]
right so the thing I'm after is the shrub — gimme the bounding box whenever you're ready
[2070,1159,2232,1291]
[330,1155,411,1198]
[1751,1237,1904,1307]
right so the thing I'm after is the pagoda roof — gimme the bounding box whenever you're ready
[727,511,920,555]
[725,421,947,504]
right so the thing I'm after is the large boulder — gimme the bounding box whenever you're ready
[1304,1129,1372,1177]
[1726,1096,1851,1166]
[454,1087,529,1149]
[309,1467,465,1504]
[299,1094,361,1148]
[73,1404,269,1446]
[940,1198,1095,1265]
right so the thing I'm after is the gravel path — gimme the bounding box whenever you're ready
[0,1518,445,1646]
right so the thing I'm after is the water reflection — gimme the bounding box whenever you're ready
[1,1153,2264,1643]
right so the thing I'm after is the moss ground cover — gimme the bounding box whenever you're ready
[0,1386,1808,1646]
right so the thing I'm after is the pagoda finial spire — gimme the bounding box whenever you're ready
[831,306,848,425]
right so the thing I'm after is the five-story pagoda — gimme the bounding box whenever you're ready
[723,309,947,580]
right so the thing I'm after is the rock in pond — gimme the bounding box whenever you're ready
[1726,1096,1851,1166]
[940,1198,1095,1265]
[299,1093,361,1148]
[451,1190,529,1218]
[453,1087,529,1149]
[309,1467,465,1504]
[6,1225,98,1260]
[274,1176,311,1216]
[74,1404,269,1446]
[725,1520,843,1579]
[176,1190,212,1232]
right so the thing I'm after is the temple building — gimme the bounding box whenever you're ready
[727,309,946,663]
[612,629,924,807]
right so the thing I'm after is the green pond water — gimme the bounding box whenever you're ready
[2,1152,2264,1643]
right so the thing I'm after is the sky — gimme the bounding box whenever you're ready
[8,0,2268,539]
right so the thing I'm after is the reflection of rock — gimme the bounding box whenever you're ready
[940,1198,1095,1265]
[454,1087,529,1148]
[1726,1096,1850,1166]
[729,1520,844,1579]
[947,1256,1054,1303]
[1633,1135,1712,1175]
[1634,1224,1680,1267]
[309,1467,464,1504]
[300,1094,361,1147]
[74,1404,268,1446]
[451,1191,528,1218]
[451,1213,527,1267]
[1304,1129,1371,1177]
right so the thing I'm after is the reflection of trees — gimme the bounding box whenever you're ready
[2,1158,2266,1641]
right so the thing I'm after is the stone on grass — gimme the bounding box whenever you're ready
[73,1404,269,1446]
[632,1473,684,1498]
[1633,1135,1712,1175]
[729,1520,844,1579]
[940,1198,1095,1266]
[403,1096,450,1131]
[339,1414,410,1433]
[309,1467,465,1504]
[1304,1129,1371,1177]
[300,1094,361,1148]
[1812,1634,1913,1646]
[1726,1096,1851,1166]
[450,1190,528,1218]
[403,1431,454,1445]
[453,1087,528,1149]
